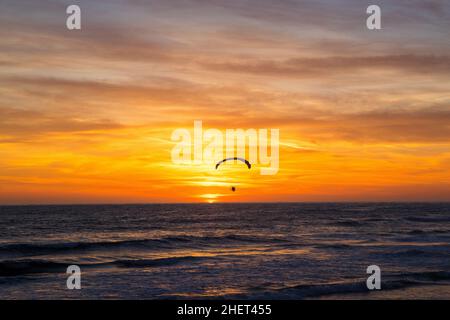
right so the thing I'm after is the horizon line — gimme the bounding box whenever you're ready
[1,200,449,207]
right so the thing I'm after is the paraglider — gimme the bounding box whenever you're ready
[215,157,251,170]
[215,157,251,192]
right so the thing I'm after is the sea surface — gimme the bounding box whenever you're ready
[0,203,449,299]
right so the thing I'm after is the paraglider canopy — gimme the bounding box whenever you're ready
[215,157,251,170]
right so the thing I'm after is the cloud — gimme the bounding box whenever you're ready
[1,72,449,144]
[203,55,450,78]
[0,107,123,141]
[294,109,450,143]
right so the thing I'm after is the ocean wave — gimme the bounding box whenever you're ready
[0,260,74,277]
[0,234,288,257]
[405,216,450,223]
[333,220,364,227]
[0,255,209,277]
[223,271,450,299]
[406,229,450,235]
[315,243,353,249]
[385,248,450,258]
[114,256,207,268]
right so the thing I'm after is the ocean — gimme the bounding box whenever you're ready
[0,203,449,299]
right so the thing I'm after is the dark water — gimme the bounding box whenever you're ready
[0,203,449,299]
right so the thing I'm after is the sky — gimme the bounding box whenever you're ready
[0,0,449,204]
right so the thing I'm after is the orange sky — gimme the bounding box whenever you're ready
[0,0,449,204]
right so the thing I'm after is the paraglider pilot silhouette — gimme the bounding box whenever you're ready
[215,157,251,192]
